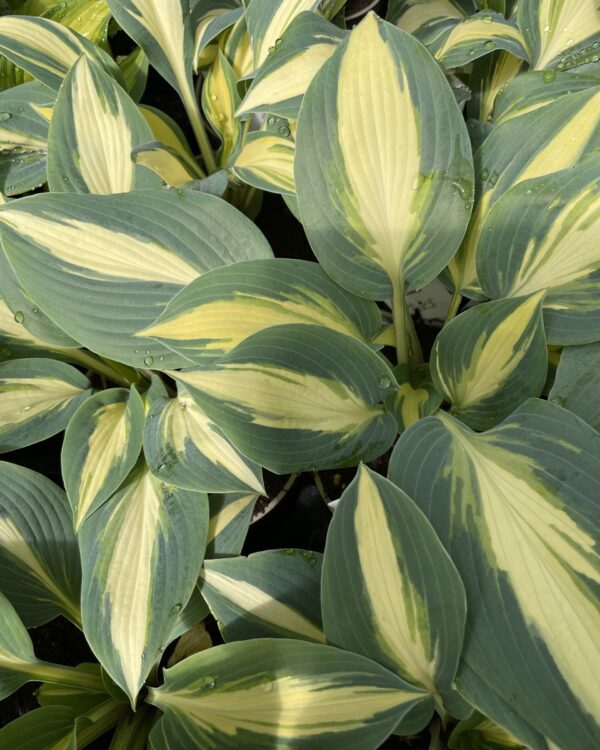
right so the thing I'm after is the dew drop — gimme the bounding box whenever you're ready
[144,355,154,366]
[267,116,276,125]
[278,125,290,136]
[201,676,216,689]
[14,311,24,324]
[275,37,282,45]
[260,676,273,692]
[217,112,225,122]
[377,374,391,388]
[210,94,217,101]
[0,112,11,121]
[489,170,499,185]
[170,602,182,615]
[484,40,494,49]
[543,69,556,83]
[20,405,32,413]
[32,307,39,315]
[480,168,489,181]
[158,463,167,473]
[482,14,492,22]
[543,24,550,33]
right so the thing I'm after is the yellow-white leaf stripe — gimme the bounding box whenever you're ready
[0,515,78,620]
[395,383,430,428]
[437,293,544,408]
[252,0,318,67]
[207,493,258,545]
[440,414,600,722]
[337,13,419,282]
[237,43,337,115]
[162,394,264,493]
[504,187,600,298]
[74,401,130,531]
[233,135,295,193]
[151,675,417,737]
[355,467,436,694]
[69,57,134,194]
[533,0,600,69]
[0,128,46,152]
[175,364,384,434]
[201,567,325,642]
[434,18,526,61]
[0,209,198,285]
[395,0,463,34]
[102,468,161,700]
[477,51,523,123]
[0,299,70,352]
[454,87,600,291]
[0,17,82,78]
[140,289,365,350]
[0,378,84,428]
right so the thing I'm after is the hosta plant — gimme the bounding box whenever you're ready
[0,0,599,748]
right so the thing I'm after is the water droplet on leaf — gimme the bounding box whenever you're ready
[14,311,24,324]
[144,355,154,366]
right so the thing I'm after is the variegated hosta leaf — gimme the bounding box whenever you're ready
[224,14,253,78]
[147,639,427,750]
[42,0,113,48]
[430,11,529,69]
[478,156,600,344]
[450,84,600,297]
[0,590,41,700]
[232,131,295,195]
[201,50,241,166]
[467,49,524,123]
[548,342,600,431]
[431,295,548,430]
[143,384,264,494]
[107,0,199,133]
[388,0,477,42]
[322,465,465,721]
[0,249,80,349]
[237,11,344,120]
[131,141,203,186]
[0,297,76,363]
[117,46,149,103]
[244,0,320,69]
[493,69,600,125]
[0,190,272,368]
[141,258,382,364]
[0,16,123,91]
[518,0,600,70]
[172,324,398,474]
[388,364,442,433]
[47,56,158,194]
[193,4,243,71]
[0,80,53,196]
[389,400,600,750]
[200,549,324,642]
[206,491,258,558]
[0,358,90,452]
[0,462,81,627]
[449,711,528,750]
[167,586,210,646]
[79,462,209,704]
[38,664,109,714]
[62,387,145,531]
[295,13,473,300]
[139,104,195,161]
[0,705,77,750]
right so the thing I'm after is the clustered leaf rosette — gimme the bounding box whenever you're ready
[0,1,599,749]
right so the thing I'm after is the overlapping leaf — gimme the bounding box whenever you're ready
[141,258,382,364]
[322,465,465,722]
[548,342,600,430]
[295,13,473,300]
[205,491,258,558]
[62,387,145,530]
[478,155,600,344]
[143,384,264,494]
[147,639,427,750]
[431,295,547,429]
[389,400,600,750]
[232,132,295,194]
[0,190,272,368]
[0,462,81,627]
[0,358,90,452]
[79,462,209,704]
[172,324,398,473]
[200,549,324,642]
[47,56,157,194]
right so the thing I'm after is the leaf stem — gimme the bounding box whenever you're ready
[392,277,422,366]
[68,350,140,388]
[30,661,106,692]
[183,85,217,174]
[101,702,154,750]
[445,287,462,325]
[77,700,128,748]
